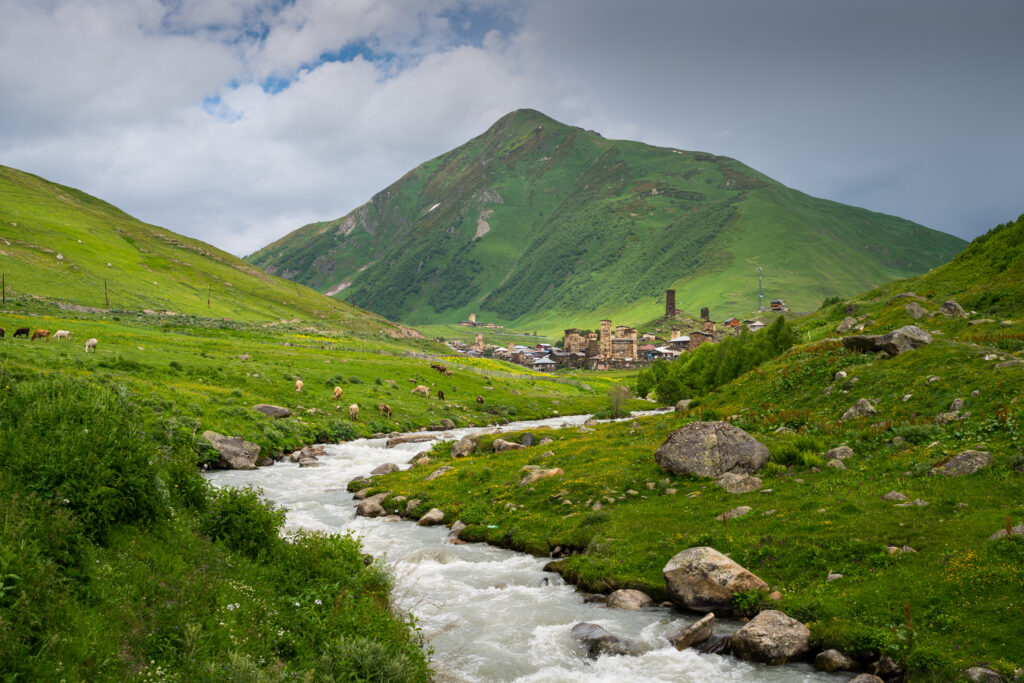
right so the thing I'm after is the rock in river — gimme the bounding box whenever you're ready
[663,546,768,614]
[730,610,810,664]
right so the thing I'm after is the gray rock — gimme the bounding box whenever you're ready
[836,316,858,333]
[662,546,768,614]
[425,465,454,481]
[201,430,261,470]
[675,399,693,413]
[841,325,932,356]
[988,524,1024,540]
[938,300,967,318]
[841,398,877,421]
[386,433,435,448]
[257,456,274,467]
[934,411,963,424]
[962,667,1004,683]
[355,493,390,518]
[518,467,563,486]
[827,445,854,460]
[871,654,903,677]
[996,359,1024,368]
[950,397,965,411]
[451,437,475,458]
[417,508,445,526]
[521,432,537,447]
[849,676,884,683]
[370,463,399,475]
[815,648,855,672]
[730,610,810,664]
[405,499,421,516]
[934,449,992,476]
[667,613,715,650]
[715,472,763,494]
[904,301,928,319]
[254,404,291,418]
[881,491,908,501]
[826,458,847,471]
[715,506,751,521]
[298,458,321,468]
[493,438,527,452]
[606,589,654,610]
[895,499,929,507]
[655,421,769,478]
[448,520,467,536]
[440,418,456,430]
[826,572,843,582]
[570,622,643,658]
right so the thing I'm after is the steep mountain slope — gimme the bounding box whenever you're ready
[0,165,410,334]
[248,109,965,334]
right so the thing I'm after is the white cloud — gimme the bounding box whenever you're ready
[1,0,1022,258]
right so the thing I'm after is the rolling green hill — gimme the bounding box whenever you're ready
[0,165,416,337]
[247,109,965,335]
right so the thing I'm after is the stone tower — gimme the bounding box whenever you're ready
[474,333,483,351]
[599,320,612,359]
[701,307,710,322]
[671,327,681,339]
[469,313,476,324]
[666,290,677,317]
[627,328,638,359]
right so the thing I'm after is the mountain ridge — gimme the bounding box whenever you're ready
[247,109,966,334]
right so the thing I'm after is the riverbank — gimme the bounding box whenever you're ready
[366,404,1024,681]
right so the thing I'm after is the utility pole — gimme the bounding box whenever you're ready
[104,279,109,308]
[756,267,765,312]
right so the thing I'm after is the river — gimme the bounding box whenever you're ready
[206,413,852,682]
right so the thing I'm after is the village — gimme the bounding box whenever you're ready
[444,290,785,372]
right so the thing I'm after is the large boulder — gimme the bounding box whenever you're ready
[606,589,654,610]
[370,463,399,475]
[254,404,291,418]
[815,648,855,672]
[730,610,810,664]
[355,493,390,518]
[385,433,435,448]
[904,301,928,319]
[654,422,769,478]
[938,300,967,318]
[876,325,933,355]
[518,466,564,486]
[425,465,454,481]
[835,316,858,333]
[570,623,643,658]
[841,398,877,421]
[201,430,260,470]
[451,437,475,458]
[933,450,992,476]
[962,667,1004,683]
[663,547,768,614]
[417,508,445,526]
[493,438,526,452]
[841,325,932,356]
[667,613,715,650]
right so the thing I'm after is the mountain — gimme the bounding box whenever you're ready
[246,109,966,334]
[0,164,413,335]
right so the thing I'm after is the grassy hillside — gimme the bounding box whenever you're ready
[248,109,965,335]
[0,165,412,336]
[365,215,1024,680]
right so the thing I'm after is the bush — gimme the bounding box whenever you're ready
[198,485,285,560]
[0,373,168,542]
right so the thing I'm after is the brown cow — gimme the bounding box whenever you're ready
[13,327,29,338]
[31,329,50,341]
[378,402,392,418]
[437,389,445,400]
[0,327,5,338]
[332,386,343,401]
[476,395,484,404]
[411,384,429,396]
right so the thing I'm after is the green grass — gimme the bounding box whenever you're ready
[248,109,965,335]
[0,370,430,682]
[365,215,1024,679]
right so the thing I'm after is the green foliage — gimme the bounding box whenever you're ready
[637,317,798,403]
[0,372,168,542]
[198,485,286,560]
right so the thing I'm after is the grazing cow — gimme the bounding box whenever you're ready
[476,395,484,404]
[332,386,343,401]
[349,403,359,420]
[444,370,454,376]
[13,327,30,338]
[85,338,98,353]
[295,379,304,393]
[0,327,5,338]
[52,330,71,341]
[379,402,392,418]
[31,329,50,341]
[437,389,445,400]
[411,384,429,396]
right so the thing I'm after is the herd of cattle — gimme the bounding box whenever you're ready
[287,366,483,422]
[0,326,98,352]
[4,326,489,422]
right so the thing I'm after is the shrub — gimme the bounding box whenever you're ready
[198,485,285,560]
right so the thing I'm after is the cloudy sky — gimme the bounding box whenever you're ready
[2,0,1021,256]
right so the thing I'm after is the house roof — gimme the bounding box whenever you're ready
[638,344,656,351]
[533,357,557,365]
[669,335,690,343]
